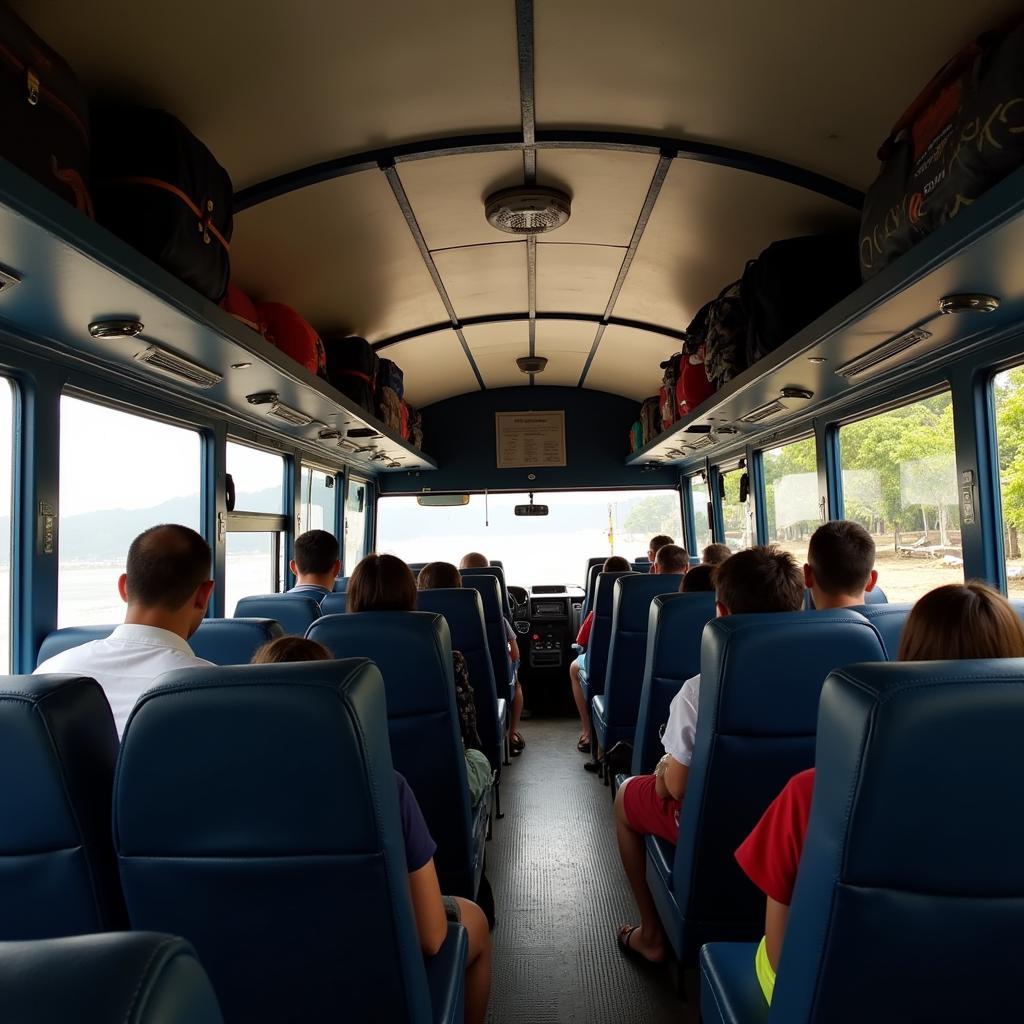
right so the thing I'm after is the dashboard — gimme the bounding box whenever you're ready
[506,583,585,669]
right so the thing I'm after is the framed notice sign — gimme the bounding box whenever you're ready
[495,411,566,469]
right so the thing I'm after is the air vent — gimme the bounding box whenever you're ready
[485,186,571,235]
[687,435,715,450]
[835,328,932,381]
[133,345,222,389]
[741,399,787,424]
[246,391,313,426]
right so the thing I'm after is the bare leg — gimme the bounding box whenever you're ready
[570,659,589,741]
[453,897,492,1024]
[509,679,525,752]
[613,781,666,963]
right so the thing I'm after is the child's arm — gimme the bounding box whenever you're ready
[408,859,448,956]
[508,636,520,662]
[764,897,789,971]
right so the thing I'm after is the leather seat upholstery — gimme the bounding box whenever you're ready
[582,559,604,619]
[319,591,347,615]
[307,612,487,898]
[0,932,224,1023]
[803,585,888,610]
[460,566,513,624]
[592,574,693,754]
[115,659,468,1024]
[233,594,323,636]
[853,602,912,658]
[649,612,886,963]
[332,576,347,592]
[0,674,126,939]
[630,561,652,573]
[577,571,633,703]
[460,574,514,699]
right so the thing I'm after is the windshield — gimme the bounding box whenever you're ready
[376,489,682,586]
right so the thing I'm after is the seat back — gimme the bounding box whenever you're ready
[306,612,476,896]
[233,594,322,636]
[673,611,886,960]
[854,601,912,659]
[630,561,652,574]
[332,576,348,593]
[319,591,347,615]
[0,675,126,938]
[631,593,717,774]
[581,571,633,699]
[582,561,603,618]
[460,574,513,696]
[804,584,889,610]
[417,588,502,773]
[774,660,1024,1022]
[601,574,690,740]
[115,660,437,1024]
[407,563,429,577]
[37,620,283,668]
[460,566,512,623]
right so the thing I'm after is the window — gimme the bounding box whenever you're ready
[762,435,820,566]
[376,488,683,585]
[224,533,284,614]
[993,366,1024,590]
[839,393,961,602]
[227,441,285,513]
[689,475,712,552]
[0,381,13,668]
[300,465,338,535]
[720,466,754,551]
[58,396,201,627]
[344,476,369,573]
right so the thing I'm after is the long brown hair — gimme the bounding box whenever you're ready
[347,554,417,613]
[417,561,462,590]
[898,582,1024,661]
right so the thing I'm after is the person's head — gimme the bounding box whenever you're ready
[702,543,732,566]
[603,555,631,573]
[459,551,489,570]
[119,524,213,638]
[681,563,715,593]
[898,582,1024,661]
[805,520,877,609]
[347,554,417,613]
[654,543,689,576]
[647,534,673,562]
[713,545,804,617]
[289,529,341,586]
[252,636,332,664]
[417,561,462,591]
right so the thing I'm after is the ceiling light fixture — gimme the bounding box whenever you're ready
[516,355,548,374]
[485,186,571,235]
[939,293,1000,315]
[89,319,144,339]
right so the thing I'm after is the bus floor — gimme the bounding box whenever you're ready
[486,717,699,1024]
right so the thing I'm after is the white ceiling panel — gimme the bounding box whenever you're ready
[384,330,480,408]
[433,243,528,319]
[536,243,624,315]
[584,325,679,402]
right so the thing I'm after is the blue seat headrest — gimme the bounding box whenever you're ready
[613,573,687,632]
[233,595,322,636]
[319,591,347,615]
[853,602,912,659]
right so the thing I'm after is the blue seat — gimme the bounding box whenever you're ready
[460,566,512,624]
[578,571,633,705]
[460,574,514,699]
[37,619,283,668]
[233,594,322,636]
[320,591,347,615]
[592,574,690,757]
[417,588,505,776]
[407,563,429,577]
[854,601,912,658]
[702,658,1024,1023]
[649,611,886,964]
[115,659,467,1024]
[582,560,604,619]
[307,612,488,899]
[0,932,224,1023]
[630,593,717,776]
[0,674,126,939]
[630,561,652,573]
[332,576,348,593]
[803,585,888,610]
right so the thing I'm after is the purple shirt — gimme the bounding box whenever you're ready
[395,771,436,872]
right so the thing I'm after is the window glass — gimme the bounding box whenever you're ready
[376,489,683,585]
[839,393,961,602]
[689,476,712,552]
[227,441,284,513]
[224,532,283,613]
[0,381,13,668]
[993,367,1024,590]
[344,477,369,573]
[58,396,201,626]
[763,435,819,566]
[300,465,338,535]
[720,467,754,551]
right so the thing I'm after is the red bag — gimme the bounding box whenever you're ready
[255,302,327,378]
[220,283,260,334]
[400,401,410,440]
[678,348,715,415]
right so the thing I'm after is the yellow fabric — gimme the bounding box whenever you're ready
[755,935,776,1005]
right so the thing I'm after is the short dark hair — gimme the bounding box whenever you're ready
[649,535,673,554]
[603,555,631,572]
[655,544,689,573]
[460,551,489,569]
[125,524,211,609]
[807,521,876,597]
[681,563,715,592]
[252,636,331,664]
[293,530,340,575]
[347,554,417,613]
[702,543,732,566]
[713,545,804,614]
[417,561,462,590]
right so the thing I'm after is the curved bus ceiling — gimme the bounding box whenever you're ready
[15,0,1020,408]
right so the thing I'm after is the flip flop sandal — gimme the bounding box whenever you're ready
[510,732,526,752]
[577,736,590,752]
[616,925,666,969]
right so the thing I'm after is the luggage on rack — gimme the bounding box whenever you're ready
[702,281,748,388]
[377,385,403,434]
[628,420,643,454]
[220,283,260,334]
[678,350,715,414]
[860,16,1024,279]
[640,396,661,444]
[92,106,233,302]
[658,352,684,430]
[377,357,405,399]
[256,302,326,377]
[408,407,424,449]
[0,6,92,216]
[324,335,378,413]
[742,234,860,366]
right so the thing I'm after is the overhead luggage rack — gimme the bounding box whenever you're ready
[0,159,435,473]
[628,165,1024,468]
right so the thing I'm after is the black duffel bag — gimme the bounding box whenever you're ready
[324,335,379,413]
[860,15,1024,280]
[92,107,233,302]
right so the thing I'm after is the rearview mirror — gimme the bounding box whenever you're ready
[515,503,549,516]
[417,493,470,507]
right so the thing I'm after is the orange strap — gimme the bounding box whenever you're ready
[104,176,230,251]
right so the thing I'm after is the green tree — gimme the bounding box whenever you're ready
[994,367,1024,558]
[623,494,679,537]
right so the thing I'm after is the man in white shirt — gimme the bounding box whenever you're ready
[613,546,804,967]
[35,524,215,738]
[286,529,341,600]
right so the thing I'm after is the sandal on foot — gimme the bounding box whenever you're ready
[616,925,665,968]
[577,736,590,753]
[510,731,525,752]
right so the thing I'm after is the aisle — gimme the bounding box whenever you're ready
[485,718,699,1024]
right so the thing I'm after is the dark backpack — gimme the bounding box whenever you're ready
[640,396,662,445]
[702,281,748,388]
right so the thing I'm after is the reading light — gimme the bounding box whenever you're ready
[230,361,252,370]
[89,319,144,339]
[318,428,342,441]
[245,391,314,426]
[939,293,1000,315]
[780,386,814,400]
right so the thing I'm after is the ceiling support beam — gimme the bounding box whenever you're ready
[516,0,537,185]
[527,236,537,385]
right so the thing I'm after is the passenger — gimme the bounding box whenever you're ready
[571,554,631,751]
[652,543,689,576]
[34,524,214,738]
[614,546,804,966]
[287,529,341,599]
[417,560,462,590]
[646,534,674,563]
[804,520,878,609]
[459,552,526,756]
[251,635,492,1024]
[702,543,732,566]
[679,562,715,592]
[735,581,1024,1006]
[349,554,492,806]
